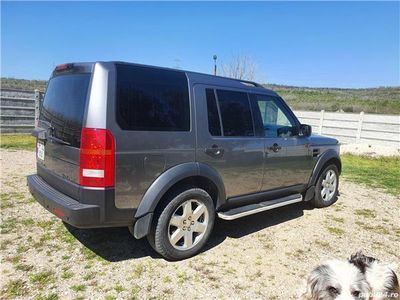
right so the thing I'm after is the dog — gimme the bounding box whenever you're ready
[302,252,399,300]
[349,252,399,300]
[301,259,370,299]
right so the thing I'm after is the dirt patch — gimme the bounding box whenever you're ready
[1,149,399,299]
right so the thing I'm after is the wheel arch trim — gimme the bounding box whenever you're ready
[308,149,341,188]
[134,162,226,219]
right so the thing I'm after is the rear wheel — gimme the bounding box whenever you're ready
[310,164,339,208]
[147,188,215,260]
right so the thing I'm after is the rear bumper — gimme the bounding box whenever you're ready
[27,174,133,228]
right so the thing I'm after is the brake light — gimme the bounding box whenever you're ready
[55,63,73,73]
[79,128,115,187]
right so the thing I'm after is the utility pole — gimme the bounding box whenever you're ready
[213,55,217,75]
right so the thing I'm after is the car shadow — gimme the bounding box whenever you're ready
[66,202,309,262]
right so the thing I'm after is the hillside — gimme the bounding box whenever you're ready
[1,77,399,114]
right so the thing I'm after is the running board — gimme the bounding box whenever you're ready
[217,194,303,220]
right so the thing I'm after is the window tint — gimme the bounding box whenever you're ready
[216,90,254,137]
[116,64,190,131]
[40,73,91,147]
[205,89,221,136]
[250,94,297,138]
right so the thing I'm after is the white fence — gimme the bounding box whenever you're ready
[294,110,400,148]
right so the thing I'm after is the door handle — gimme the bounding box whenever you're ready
[205,144,224,158]
[268,143,282,153]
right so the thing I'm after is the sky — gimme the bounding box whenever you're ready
[1,1,399,88]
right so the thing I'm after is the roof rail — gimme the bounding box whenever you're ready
[237,79,264,88]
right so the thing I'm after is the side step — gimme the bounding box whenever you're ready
[217,194,303,220]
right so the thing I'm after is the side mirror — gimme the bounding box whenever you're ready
[300,124,312,137]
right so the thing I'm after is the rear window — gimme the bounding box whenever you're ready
[40,73,91,147]
[116,64,190,131]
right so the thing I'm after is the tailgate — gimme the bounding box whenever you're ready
[35,71,91,199]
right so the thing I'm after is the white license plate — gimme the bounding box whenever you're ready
[37,142,45,161]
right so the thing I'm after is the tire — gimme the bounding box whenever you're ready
[147,188,215,260]
[310,164,339,208]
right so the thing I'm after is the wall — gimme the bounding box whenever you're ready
[295,110,400,148]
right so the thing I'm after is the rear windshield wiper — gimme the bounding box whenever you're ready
[48,135,71,146]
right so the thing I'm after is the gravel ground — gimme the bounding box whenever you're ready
[341,143,400,157]
[1,149,399,300]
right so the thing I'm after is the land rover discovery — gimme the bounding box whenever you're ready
[28,62,341,260]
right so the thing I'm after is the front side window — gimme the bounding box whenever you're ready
[116,64,190,131]
[216,90,254,137]
[250,94,297,138]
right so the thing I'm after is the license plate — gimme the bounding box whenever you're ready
[37,142,45,161]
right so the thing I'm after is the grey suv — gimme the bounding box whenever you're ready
[28,62,341,260]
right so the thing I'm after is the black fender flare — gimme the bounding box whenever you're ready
[308,149,341,188]
[133,162,226,239]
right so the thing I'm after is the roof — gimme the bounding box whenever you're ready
[55,61,278,96]
[113,61,278,96]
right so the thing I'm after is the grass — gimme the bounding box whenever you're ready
[267,84,400,114]
[29,270,55,288]
[341,154,400,196]
[35,293,59,300]
[133,263,145,278]
[327,226,345,236]
[61,271,74,279]
[2,279,28,297]
[1,135,36,151]
[354,209,376,218]
[71,284,87,292]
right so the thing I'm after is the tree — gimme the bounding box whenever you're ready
[221,54,257,81]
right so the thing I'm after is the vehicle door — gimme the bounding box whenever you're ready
[249,94,313,191]
[195,86,265,198]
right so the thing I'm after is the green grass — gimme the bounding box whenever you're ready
[327,226,345,236]
[342,154,400,196]
[266,84,400,114]
[29,270,55,288]
[35,293,59,300]
[1,135,36,151]
[2,279,28,297]
[71,284,87,292]
[354,209,377,218]
[1,77,47,91]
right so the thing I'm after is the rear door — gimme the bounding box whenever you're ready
[195,85,264,198]
[37,68,92,198]
[249,94,313,190]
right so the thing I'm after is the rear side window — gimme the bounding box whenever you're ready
[40,73,91,147]
[205,89,221,136]
[116,64,190,131]
[216,90,254,137]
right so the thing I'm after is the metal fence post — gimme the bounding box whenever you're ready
[34,89,40,127]
[356,111,364,143]
[318,110,325,134]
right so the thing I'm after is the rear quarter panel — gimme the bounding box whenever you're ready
[105,66,196,209]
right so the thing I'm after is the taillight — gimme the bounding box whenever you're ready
[79,128,115,188]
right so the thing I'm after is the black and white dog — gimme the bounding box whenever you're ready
[302,252,399,300]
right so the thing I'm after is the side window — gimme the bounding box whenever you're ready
[216,90,254,137]
[250,94,297,138]
[116,64,190,131]
[205,89,221,136]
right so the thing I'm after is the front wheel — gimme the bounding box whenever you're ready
[310,164,339,208]
[147,188,215,260]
